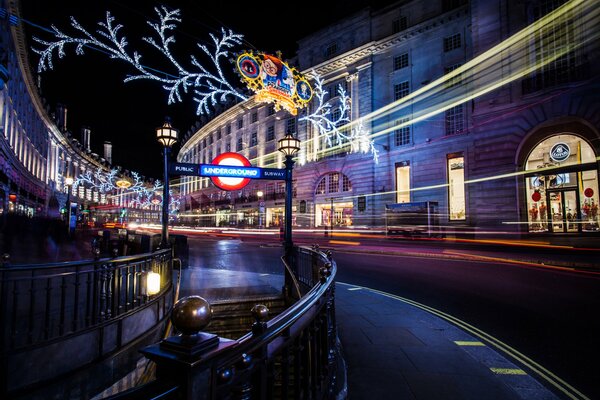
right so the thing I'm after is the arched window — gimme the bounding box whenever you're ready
[314,172,352,195]
[525,134,598,233]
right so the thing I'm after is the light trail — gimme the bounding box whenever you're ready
[314,0,598,155]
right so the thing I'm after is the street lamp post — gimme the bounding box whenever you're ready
[65,176,74,237]
[277,134,300,257]
[156,118,179,248]
[257,190,264,228]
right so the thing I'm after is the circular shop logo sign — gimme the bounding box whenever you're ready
[549,142,570,163]
[210,152,252,191]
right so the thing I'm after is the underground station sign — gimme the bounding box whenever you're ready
[170,152,287,191]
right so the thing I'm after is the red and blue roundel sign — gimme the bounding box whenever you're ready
[210,152,252,191]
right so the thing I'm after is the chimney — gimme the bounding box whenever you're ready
[103,141,113,165]
[81,127,91,152]
[56,103,67,132]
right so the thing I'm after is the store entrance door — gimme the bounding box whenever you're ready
[547,189,579,233]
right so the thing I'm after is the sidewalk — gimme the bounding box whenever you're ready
[335,282,560,400]
[181,267,561,399]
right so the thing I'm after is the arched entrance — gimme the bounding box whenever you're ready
[524,134,599,233]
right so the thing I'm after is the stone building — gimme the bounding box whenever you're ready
[0,0,160,224]
[177,0,599,235]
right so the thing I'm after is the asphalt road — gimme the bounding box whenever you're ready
[185,235,600,399]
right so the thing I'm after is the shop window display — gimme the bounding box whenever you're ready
[525,134,598,233]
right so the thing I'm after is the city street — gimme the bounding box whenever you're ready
[183,234,600,399]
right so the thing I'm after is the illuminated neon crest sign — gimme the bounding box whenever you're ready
[236,51,313,115]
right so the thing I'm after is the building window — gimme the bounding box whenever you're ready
[443,33,461,52]
[267,104,275,116]
[393,53,409,70]
[328,173,339,193]
[316,178,326,195]
[392,16,407,33]
[444,64,463,88]
[328,81,348,99]
[236,137,243,151]
[237,119,244,129]
[396,163,410,203]
[394,118,411,146]
[445,104,464,135]
[226,125,231,135]
[522,0,583,93]
[226,142,231,152]
[394,81,410,101]
[315,172,352,195]
[250,131,258,147]
[342,175,352,192]
[448,156,465,220]
[208,134,213,145]
[325,42,338,57]
[216,129,221,140]
[286,118,296,135]
[267,125,275,141]
[251,112,258,123]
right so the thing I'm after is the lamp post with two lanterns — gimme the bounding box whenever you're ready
[277,133,301,256]
[156,118,179,248]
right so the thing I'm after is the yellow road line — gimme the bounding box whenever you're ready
[491,368,527,375]
[337,282,590,400]
[454,341,485,346]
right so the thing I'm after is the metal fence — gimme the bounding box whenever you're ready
[119,244,340,400]
[0,249,173,351]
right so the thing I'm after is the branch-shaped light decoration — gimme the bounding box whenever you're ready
[33,7,248,115]
[169,190,181,215]
[34,6,379,162]
[299,76,379,162]
[73,168,118,193]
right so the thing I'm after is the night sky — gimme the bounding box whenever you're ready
[19,0,393,178]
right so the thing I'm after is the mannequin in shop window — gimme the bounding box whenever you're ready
[539,202,547,230]
[566,208,573,230]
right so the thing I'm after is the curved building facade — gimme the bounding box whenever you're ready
[1,0,160,225]
[177,0,599,235]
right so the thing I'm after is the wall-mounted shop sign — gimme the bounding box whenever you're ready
[550,142,570,162]
[236,51,312,115]
[169,152,287,191]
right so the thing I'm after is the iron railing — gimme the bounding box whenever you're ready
[0,249,173,351]
[122,245,340,400]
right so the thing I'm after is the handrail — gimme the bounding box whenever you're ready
[6,249,172,270]
[135,244,341,400]
[0,248,174,352]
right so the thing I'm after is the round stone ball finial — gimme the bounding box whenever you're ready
[171,295,213,335]
[251,304,269,322]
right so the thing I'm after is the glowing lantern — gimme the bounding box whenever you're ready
[146,271,161,296]
[116,179,132,189]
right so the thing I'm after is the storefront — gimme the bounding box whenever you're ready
[266,206,284,227]
[524,134,599,233]
[315,201,354,227]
